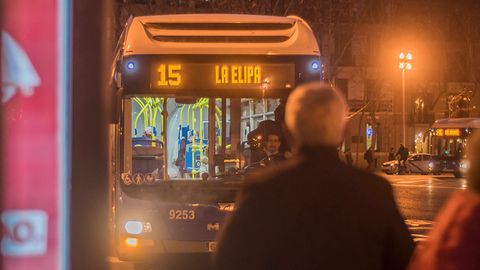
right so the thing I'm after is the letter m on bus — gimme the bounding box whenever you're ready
[207,223,220,232]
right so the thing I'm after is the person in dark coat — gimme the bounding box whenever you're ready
[274,98,291,154]
[388,147,396,161]
[408,131,480,270]
[364,146,375,170]
[215,82,414,270]
[396,144,409,173]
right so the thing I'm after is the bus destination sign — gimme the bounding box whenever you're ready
[434,128,461,137]
[150,63,295,90]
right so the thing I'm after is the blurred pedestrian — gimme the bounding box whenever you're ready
[338,148,346,164]
[396,144,409,174]
[344,148,353,166]
[388,147,396,161]
[215,82,414,270]
[408,131,480,270]
[364,147,374,170]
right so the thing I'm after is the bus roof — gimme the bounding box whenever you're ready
[137,14,297,24]
[122,14,320,56]
[432,118,480,129]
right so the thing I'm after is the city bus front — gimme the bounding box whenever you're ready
[111,14,321,262]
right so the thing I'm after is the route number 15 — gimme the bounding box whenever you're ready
[157,64,181,86]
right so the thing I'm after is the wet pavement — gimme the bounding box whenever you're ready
[110,173,465,270]
[385,173,466,242]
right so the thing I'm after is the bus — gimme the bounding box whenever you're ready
[110,14,321,264]
[427,117,480,177]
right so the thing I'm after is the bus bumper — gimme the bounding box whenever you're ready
[116,237,215,262]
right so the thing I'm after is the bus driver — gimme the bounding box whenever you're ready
[264,133,286,165]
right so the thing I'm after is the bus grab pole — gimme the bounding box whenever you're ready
[220,98,227,173]
[208,98,216,178]
[162,98,168,180]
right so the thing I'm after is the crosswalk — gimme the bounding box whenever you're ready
[405,219,434,242]
[382,173,467,190]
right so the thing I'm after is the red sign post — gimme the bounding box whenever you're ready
[2,1,69,269]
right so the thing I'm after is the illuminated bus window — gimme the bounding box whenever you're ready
[126,97,281,181]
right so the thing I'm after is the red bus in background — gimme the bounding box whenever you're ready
[1,1,70,270]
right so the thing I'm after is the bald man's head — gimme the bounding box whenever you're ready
[285,82,348,147]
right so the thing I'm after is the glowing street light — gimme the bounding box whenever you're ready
[399,52,412,146]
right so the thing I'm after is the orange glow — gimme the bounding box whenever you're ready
[125,237,138,248]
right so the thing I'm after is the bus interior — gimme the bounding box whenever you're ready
[123,96,284,182]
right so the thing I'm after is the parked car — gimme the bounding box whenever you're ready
[382,153,432,175]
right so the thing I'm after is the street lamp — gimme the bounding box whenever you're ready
[399,52,412,146]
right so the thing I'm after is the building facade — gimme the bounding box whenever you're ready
[320,0,480,166]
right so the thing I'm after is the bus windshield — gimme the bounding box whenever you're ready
[430,136,466,158]
[123,96,285,181]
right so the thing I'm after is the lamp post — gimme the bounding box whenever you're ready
[399,52,412,146]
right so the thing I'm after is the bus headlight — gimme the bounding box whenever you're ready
[124,220,152,235]
[428,162,434,169]
[125,221,143,235]
[460,160,469,170]
[459,160,469,176]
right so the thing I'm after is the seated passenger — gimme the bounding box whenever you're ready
[133,126,159,147]
[132,127,163,178]
[264,133,285,165]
